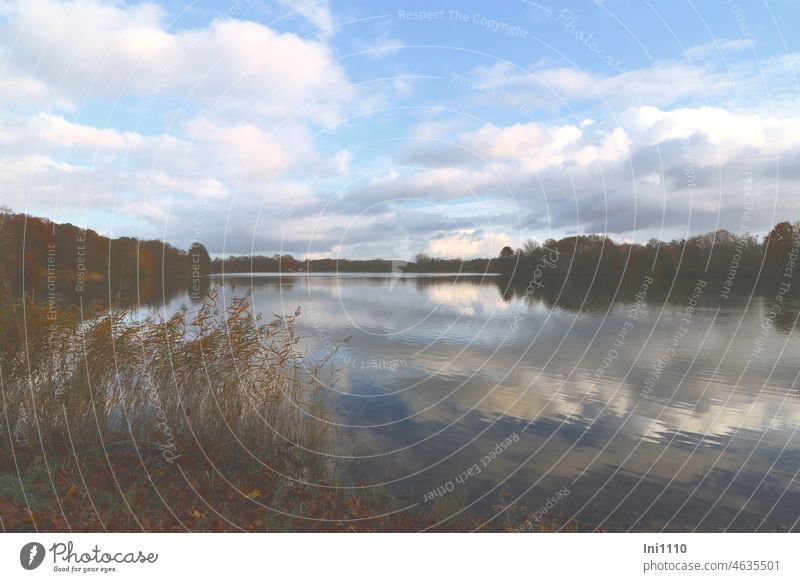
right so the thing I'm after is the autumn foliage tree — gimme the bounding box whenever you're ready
[499,246,515,258]
[0,210,202,305]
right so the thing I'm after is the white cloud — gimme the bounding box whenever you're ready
[330,148,353,175]
[621,106,800,154]
[426,229,514,259]
[684,38,754,60]
[181,117,294,183]
[468,45,800,116]
[276,0,335,36]
[0,0,353,123]
[354,32,404,60]
[3,3,800,258]
[150,173,227,198]
[469,60,734,111]
[336,104,800,245]
[0,0,366,249]
[32,113,145,150]
[457,120,631,171]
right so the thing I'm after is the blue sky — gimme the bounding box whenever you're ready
[1,0,799,259]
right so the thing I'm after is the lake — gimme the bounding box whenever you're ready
[159,272,800,531]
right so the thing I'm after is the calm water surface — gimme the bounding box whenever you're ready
[161,273,800,531]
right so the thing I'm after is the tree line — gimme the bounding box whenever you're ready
[211,253,493,274]
[495,221,799,288]
[0,209,211,305]
[214,221,799,291]
[4,209,798,303]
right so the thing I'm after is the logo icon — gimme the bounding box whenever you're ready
[20,542,46,570]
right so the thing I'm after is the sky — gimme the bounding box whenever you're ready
[1,0,799,260]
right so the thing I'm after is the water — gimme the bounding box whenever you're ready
[168,273,800,531]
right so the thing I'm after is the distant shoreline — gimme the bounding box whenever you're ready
[209,271,501,277]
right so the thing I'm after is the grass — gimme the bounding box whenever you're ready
[0,289,583,532]
[1,289,332,456]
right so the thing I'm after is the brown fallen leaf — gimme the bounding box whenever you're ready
[245,489,261,499]
[190,507,202,519]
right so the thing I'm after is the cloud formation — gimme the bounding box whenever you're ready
[1,0,799,259]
